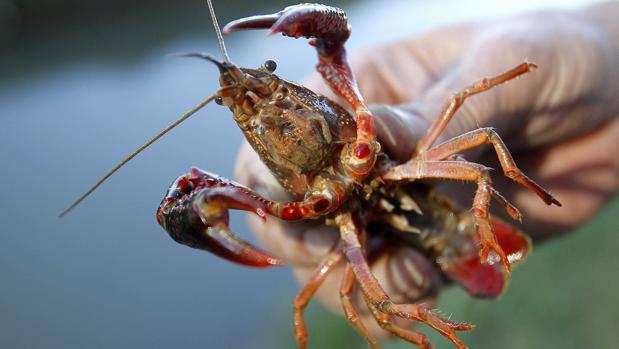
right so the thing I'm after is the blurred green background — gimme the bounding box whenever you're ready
[1,0,616,348]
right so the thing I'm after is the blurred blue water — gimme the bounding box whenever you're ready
[0,0,603,348]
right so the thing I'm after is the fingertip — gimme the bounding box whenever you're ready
[370,246,442,302]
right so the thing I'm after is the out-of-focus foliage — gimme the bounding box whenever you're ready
[1,0,195,44]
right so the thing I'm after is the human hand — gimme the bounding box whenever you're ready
[235,2,619,335]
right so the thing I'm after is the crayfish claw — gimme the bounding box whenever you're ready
[157,171,281,268]
[268,4,349,40]
[224,4,350,46]
[158,204,281,267]
[202,224,283,267]
[222,14,279,35]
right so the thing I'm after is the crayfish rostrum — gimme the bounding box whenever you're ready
[64,2,561,349]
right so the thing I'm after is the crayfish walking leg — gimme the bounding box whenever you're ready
[414,62,537,153]
[336,212,473,349]
[292,244,344,349]
[387,62,561,272]
[342,263,433,349]
[340,256,381,349]
[383,161,510,271]
[425,127,561,207]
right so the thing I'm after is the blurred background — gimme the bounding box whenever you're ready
[1,0,617,348]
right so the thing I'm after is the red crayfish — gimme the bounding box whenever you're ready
[61,2,561,348]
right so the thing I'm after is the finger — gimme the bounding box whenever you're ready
[293,246,440,338]
[514,9,619,148]
[402,10,619,149]
[370,104,430,161]
[488,117,619,238]
[438,117,619,238]
[303,23,477,104]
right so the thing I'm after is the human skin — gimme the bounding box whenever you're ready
[234,1,619,336]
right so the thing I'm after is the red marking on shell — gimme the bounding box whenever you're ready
[177,177,190,193]
[255,208,267,220]
[155,209,163,225]
[282,206,303,221]
[354,142,371,159]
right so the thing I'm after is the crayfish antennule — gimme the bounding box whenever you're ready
[206,0,231,63]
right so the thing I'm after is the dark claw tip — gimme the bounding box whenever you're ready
[222,14,280,35]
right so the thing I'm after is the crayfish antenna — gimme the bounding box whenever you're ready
[168,52,227,72]
[60,1,229,217]
[58,94,217,218]
[206,0,231,63]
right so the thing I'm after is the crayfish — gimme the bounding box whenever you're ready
[61,2,561,349]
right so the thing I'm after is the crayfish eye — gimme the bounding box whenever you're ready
[264,60,277,73]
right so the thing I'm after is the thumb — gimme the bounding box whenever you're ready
[370,104,430,162]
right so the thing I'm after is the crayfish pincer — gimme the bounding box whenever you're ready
[62,2,561,348]
[156,167,282,267]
